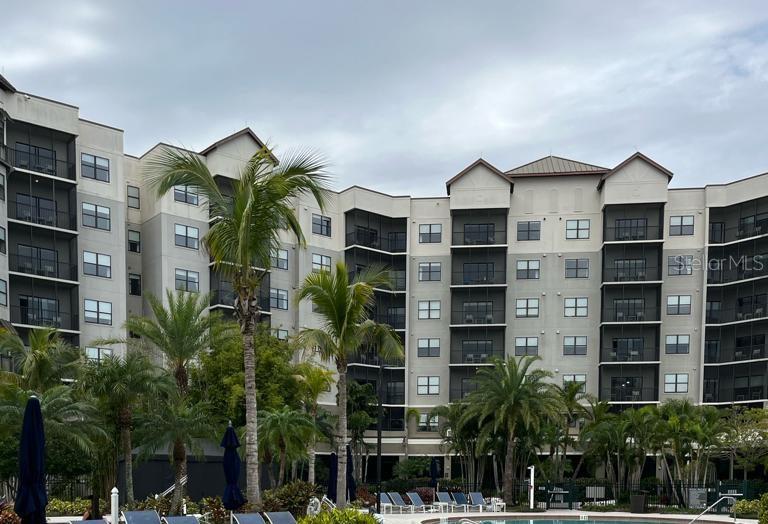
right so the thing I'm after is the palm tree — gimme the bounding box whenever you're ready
[296,262,403,506]
[80,352,170,503]
[464,356,561,503]
[554,381,589,480]
[145,145,329,503]
[403,407,420,460]
[136,392,215,514]
[259,406,315,486]
[294,362,334,484]
[0,327,81,392]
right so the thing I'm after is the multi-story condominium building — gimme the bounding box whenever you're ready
[1,74,767,462]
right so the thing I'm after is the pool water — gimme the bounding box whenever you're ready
[476,520,666,524]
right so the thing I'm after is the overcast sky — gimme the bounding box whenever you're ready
[2,1,768,195]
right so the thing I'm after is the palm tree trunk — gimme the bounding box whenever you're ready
[307,441,317,484]
[121,424,134,504]
[171,438,187,515]
[503,431,516,504]
[241,302,261,503]
[336,366,348,507]
[278,446,287,486]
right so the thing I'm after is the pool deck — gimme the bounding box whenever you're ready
[380,510,756,524]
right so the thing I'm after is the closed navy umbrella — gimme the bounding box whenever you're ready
[429,457,439,488]
[221,423,246,510]
[15,396,47,524]
[327,452,338,503]
[345,446,357,502]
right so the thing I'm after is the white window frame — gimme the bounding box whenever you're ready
[564,297,588,317]
[664,373,689,393]
[418,300,440,319]
[417,376,440,395]
[566,219,590,239]
[516,298,539,318]
[417,338,440,357]
[515,337,538,356]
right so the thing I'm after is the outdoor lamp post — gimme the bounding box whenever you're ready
[376,358,385,514]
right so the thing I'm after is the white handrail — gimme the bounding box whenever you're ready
[159,475,189,498]
[687,494,741,524]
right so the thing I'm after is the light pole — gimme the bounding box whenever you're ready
[376,359,384,514]
[528,465,535,510]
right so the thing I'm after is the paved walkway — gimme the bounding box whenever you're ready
[379,510,755,524]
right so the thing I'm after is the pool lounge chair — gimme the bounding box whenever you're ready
[451,492,483,512]
[406,492,438,513]
[122,511,162,524]
[232,514,266,524]
[469,492,505,512]
[70,520,107,524]
[435,492,461,512]
[378,493,400,514]
[264,512,297,524]
[163,517,200,524]
[388,492,421,513]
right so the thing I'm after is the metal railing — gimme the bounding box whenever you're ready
[604,225,663,242]
[688,494,740,524]
[3,146,76,180]
[602,267,661,282]
[450,350,505,365]
[209,289,270,310]
[8,200,77,231]
[10,306,79,330]
[600,386,658,402]
[451,229,507,246]
[710,222,768,243]
[706,305,768,324]
[451,269,506,285]
[348,269,406,291]
[601,306,660,322]
[373,312,405,329]
[345,231,407,252]
[450,308,505,325]
[8,253,78,281]
[600,347,660,362]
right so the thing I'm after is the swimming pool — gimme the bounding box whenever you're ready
[437,520,676,524]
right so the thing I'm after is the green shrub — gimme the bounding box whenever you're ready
[733,498,760,518]
[0,500,20,524]
[47,498,104,517]
[298,508,376,524]
[262,480,321,517]
[200,497,228,524]
[126,495,172,515]
[392,457,430,479]
[759,492,768,524]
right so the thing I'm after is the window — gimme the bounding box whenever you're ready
[312,213,331,236]
[566,219,590,239]
[128,273,142,296]
[667,295,692,315]
[85,346,113,362]
[82,203,111,231]
[0,227,5,254]
[83,251,111,278]
[81,153,110,182]
[174,185,199,205]
[84,299,112,325]
[664,373,689,393]
[419,223,441,243]
[516,259,540,279]
[464,223,495,244]
[564,336,588,355]
[174,224,199,249]
[418,413,439,432]
[565,297,588,317]
[127,185,140,208]
[271,248,288,270]
[670,215,694,236]
[418,262,441,281]
[515,337,538,356]
[517,220,541,241]
[270,288,288,310]
[175,269,199,292]
[312,253,331,272]
[516,298,539,318]
[0,279,6,306]
[668,255,693,275]
[666,334,690,354]
[128,230,141,253]
[0,174,4,200]
[417,376,440,395]
[275,329,289,341]
[563,374,587,393]
[417,338,440,357]
[565,258,589,278]
[418,300,440,319]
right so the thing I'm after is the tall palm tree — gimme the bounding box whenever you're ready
[80,352,170,503]
[136,392,215,514]
[296,262,403,506]
[554,381,589,480]
[0,327,81,392]
[294,362,334,484]
[259,406,315,486]
[464,356,561,503]
[145,145,329,503]
[403,407,420,460]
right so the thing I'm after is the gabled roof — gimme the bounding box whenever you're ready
[0,74,16,93]
[597,152,673,189]
[445,158,512,195]
[505,155,609,177]
[199,127,275,160]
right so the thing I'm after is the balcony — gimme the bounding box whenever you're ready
[601,305,660,323]
[601,387,658,402]
[450,347,504,365]
[600,346,660,363]
[8,200,77,231]
[707,259,768,285]
[709,218,768,244]
[348,268,406,291]
[8,254,78,282]
[451,268,506,286]
[349,347,405,367]
[603,224,663,242]
[450,308,505,326]
[209,289,270,311]
[451,226,507,246]
[345,230,406,253]
[602,266,661,283]
[706,306,767,325]
[450,384,477,401]
[2,145,76,180]
[10,306,78,331]
[373,309,405,330]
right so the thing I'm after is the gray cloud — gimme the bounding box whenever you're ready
[1,0,767,195]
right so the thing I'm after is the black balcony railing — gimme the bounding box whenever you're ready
[451,269,506,285]
[603,225,663,242]
[348,269,406,291]
[345,231,407,252]
[706,305,768,324]
[8,200,77,231]
[709,221,768,244]
[450,308,505,325]
[450,349,504,364]
[601,306,660,322]
[451,229,507,246]
[450,385,478,401]
[10,306,78,330]
[349,349,404,367]
[601,387,658,402]
[705,344,766,363]
[704,386,767,403]
[602,267,661,282]
[373,311,405,329]
[600,346,660,362]
[8,254,78,281]
[4,146,76,180]
[210,289,270,311]
[707,263,768,284]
